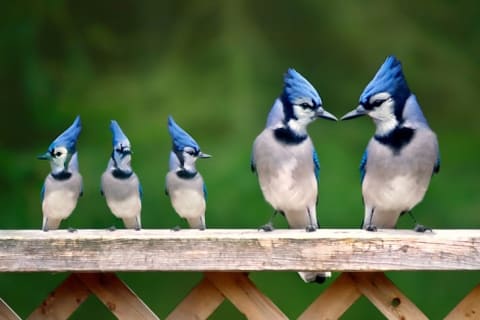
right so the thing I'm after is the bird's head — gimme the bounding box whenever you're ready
[281,68,337,133]
[168,116,211,171]
[341,56,411,131]
[109,120,133,173]
[38,116,81,174]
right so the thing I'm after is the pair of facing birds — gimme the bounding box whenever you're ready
[39,55,440,281]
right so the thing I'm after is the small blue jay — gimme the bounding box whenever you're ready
[38,116,83,231]
[341,55,440,232]
[251,69,337,283]
[101,120,142,230]
[165,116,211,230]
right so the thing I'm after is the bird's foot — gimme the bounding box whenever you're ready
[134,227,141,231]
[67,227,77,233]
[305,225,317,232]
[414,224,432,233]
[172,225,181,232]
[259,222,274,232]
[108,226,117,232]
[199,226,206,231]
[314,275,327,284]
[365,225,378,232]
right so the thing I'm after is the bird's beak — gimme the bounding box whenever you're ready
[37,152,51,160]
[341,105,367,121]
[198,152,212,159]
[315,108,338,121]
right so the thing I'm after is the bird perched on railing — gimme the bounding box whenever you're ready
[165,116,211,230]
[38,116,83,231]
[251,68,337,283]
[341,55,440,232]
[101,120,142,230]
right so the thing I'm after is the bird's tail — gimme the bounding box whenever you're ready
[187,216,206,230]
[298,271,332,284]
[123,216,141,230]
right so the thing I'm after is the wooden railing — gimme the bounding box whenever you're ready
[0,229,479,319]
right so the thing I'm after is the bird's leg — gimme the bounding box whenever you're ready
[364,207,378,232]
[259,210,277,232]
[171,225,181,232]
[305,207,317,232]
[407,211,432,233]
[108,226,117,232]
[67,227,77,233]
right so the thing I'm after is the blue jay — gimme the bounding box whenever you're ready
[101,120,142,230]
[165,116,211,230]
[38,116,83,231]
[341,55,440,232]
[251,69,337,283]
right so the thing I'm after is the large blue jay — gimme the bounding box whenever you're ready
[101,120,142,230]
[38,116,83,231]
[165,116,211,230]
[251,69,337,283]
[341,56,440,232]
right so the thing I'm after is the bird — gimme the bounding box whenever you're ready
[341,55,440,232]
[251,68,337,283]
[38,116,83,231]
[165,116,211,230]
[101,120,142,230]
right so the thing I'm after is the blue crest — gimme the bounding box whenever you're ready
[110,120,131,148]
[168,116,200,152]
[359,55,410,105]
[282,68,322,106]
[48,116,82,153]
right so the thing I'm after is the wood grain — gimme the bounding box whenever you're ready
[445,284,480,320]
[0,298,21,320]
[0,229,479,272]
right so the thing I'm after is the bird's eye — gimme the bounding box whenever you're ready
[186,150,195,156]
[55,151,62,157]
[371,99,385,107]
[300,102,312,109]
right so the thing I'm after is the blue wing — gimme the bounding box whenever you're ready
[360,149,368,183]
[312,149,320,182]
[433,154,440,174]
[138,182,143,199]
[40,183,45,202]
[203,183,208,200]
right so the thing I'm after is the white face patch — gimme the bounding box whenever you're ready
[289,104,316,134]
[367,93,398,135]
[182,147,198,172]
[50,146,69,174]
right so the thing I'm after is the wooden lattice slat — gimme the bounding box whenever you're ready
[28,274,90,320]
[166,277,225,320]
[0,298,20,320]
[445,284,480,320]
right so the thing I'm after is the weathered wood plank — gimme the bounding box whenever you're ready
[205,272,288,320]
[28,274,90,320]
[350,272,428,320]
[299,272,361,320]
[444,284,480,320]
[76,273,159,320]
[166,277,225,320]
[0,229,479,272]
[0,298,21,320]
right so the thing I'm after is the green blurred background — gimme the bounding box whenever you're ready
[1,1,479,318]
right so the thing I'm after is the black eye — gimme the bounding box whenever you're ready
[300,102,311,109]
[370,99,386,108]
[55,151,62,157]
[186,150,195,156]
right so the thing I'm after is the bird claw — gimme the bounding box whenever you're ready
[67,227,78,233]
[365,225,378,232]
[171,225,181,232]
[414,224,432,233]
[259,223,274,232]
[108,226,117,232]
[305,225,317,232]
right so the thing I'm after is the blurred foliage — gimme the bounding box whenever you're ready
[0,1,479,318]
